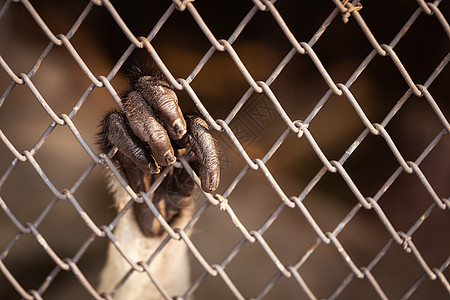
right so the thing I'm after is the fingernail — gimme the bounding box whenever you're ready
[164,150,176,165]
[148,162,160,174]
[207,173,219,192]
[173,118,187,137]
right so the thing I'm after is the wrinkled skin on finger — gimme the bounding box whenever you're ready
[124,90,176,167]
[98,68,220,236]
[134,76,187,140]
[183,115,220,193]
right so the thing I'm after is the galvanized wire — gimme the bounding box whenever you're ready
[0,0,448,299]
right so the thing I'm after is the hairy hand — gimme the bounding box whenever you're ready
[99,70,220,235]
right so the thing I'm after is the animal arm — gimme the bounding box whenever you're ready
[97,68,220,299]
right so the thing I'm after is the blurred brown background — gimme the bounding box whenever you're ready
[0,1,449,299]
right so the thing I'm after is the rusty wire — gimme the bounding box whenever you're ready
[0,0,449,299]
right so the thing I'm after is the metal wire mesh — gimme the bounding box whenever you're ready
[0,0,449,299]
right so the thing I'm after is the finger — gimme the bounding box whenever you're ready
[134,77,187,140]
[100,111,159,174]
[124,90,176,167]
[185,115,220,193]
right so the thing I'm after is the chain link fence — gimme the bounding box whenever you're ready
[0,0,449,299]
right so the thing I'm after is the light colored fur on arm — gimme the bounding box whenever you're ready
[98,176,193,300]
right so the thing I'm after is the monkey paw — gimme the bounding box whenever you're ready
[99,70,220,235]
